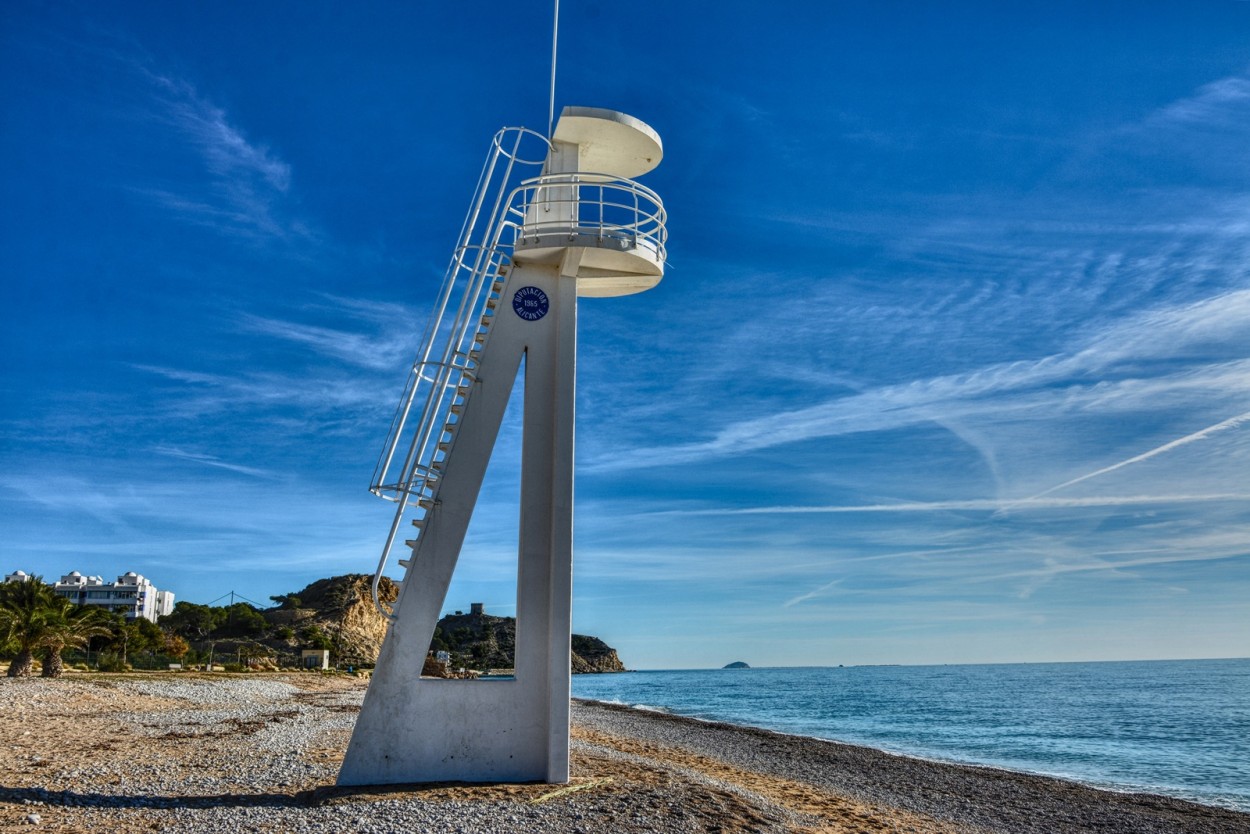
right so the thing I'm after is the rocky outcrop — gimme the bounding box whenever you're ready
[433,611,516,671]
[432,610,625,673]
[571,634,627,673]
[261,574,398,667]
[261,577,625,672]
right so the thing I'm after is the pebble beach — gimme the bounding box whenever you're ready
[2,674,1246,833]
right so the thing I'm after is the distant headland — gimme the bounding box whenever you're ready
[722,661,750,669]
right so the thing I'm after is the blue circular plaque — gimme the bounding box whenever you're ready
[512,286,549,321]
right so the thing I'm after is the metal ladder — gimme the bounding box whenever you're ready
[368,127,551,619]
[367,125,668,620]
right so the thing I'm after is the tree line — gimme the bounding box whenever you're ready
[0,576,189,678]
[0,577,346,678]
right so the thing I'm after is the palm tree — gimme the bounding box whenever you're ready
[0,576,58,677]
[39,599,112,678]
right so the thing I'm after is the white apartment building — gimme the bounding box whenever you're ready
[50,571,175,623]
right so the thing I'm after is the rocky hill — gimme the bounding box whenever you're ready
[261,574,399,667]
[433,609,626,673]
[258,575,624,672]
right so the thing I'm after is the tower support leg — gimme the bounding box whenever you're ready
[338,257,577,786]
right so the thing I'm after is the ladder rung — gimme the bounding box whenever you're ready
[411,518,424,528]
[403,540,417,549]
[397,558,412,568]
[417,498,435,509]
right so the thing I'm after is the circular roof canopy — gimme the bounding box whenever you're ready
[552,107,663,179]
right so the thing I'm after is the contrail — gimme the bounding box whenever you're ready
[783,578,841,608]
[655,493,1250,516]
[1030,410,1250,499]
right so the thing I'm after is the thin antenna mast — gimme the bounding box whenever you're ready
[548,0,559,138]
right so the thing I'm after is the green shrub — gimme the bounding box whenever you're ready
[96,652,128,673]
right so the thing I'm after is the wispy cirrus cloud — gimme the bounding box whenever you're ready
[587,288,1250,473]
[315,294,416,327]
[993,548,1248,583]
[652,494,1250,517]
[108,293,423,442]
[150,444,274,478]
[150,75,291,191]
[132,68,312,243]
[0,473,169,530]
[235,312,411,371]
[1029,411,1250,499]
[0,469,382,585]
[783,578,841,608]
[126,361,393,437]
[1153,72,1250,127]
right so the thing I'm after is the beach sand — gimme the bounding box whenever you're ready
[1,673,1245,833]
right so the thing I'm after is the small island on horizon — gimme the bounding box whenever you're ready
[723,661,750,669]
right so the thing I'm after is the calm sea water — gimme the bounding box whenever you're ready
[571,658,1250,811]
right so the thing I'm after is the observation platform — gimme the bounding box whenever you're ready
[511,107,667,297]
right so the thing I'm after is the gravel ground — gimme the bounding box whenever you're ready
[2,675,1246,833]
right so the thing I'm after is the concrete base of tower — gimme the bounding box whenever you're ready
[338,259,576,788]
[336,676,566,785]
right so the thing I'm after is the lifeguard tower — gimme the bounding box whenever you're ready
[338,107,666,786]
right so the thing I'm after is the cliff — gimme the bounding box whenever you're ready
[571,633,627,673]
[262,573,399,667]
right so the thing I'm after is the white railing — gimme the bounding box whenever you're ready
[508,173,667,263]
[368,127,549,618]
[368,137,667,621]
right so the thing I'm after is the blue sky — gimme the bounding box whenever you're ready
[3,1,1249,668]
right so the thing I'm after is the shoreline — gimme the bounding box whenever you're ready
[2,674,1246,833]
[575,696,1243,814]
[573,698,1250,833]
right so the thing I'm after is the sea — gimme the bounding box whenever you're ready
[571,658,1250,812]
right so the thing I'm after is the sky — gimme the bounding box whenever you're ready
[3,1,1249,669]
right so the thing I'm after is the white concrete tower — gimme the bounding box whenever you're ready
[338,107,665,786]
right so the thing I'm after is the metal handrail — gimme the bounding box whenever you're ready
[368,145,667,621]
[506,173,667,263]
[368,127,550,619]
